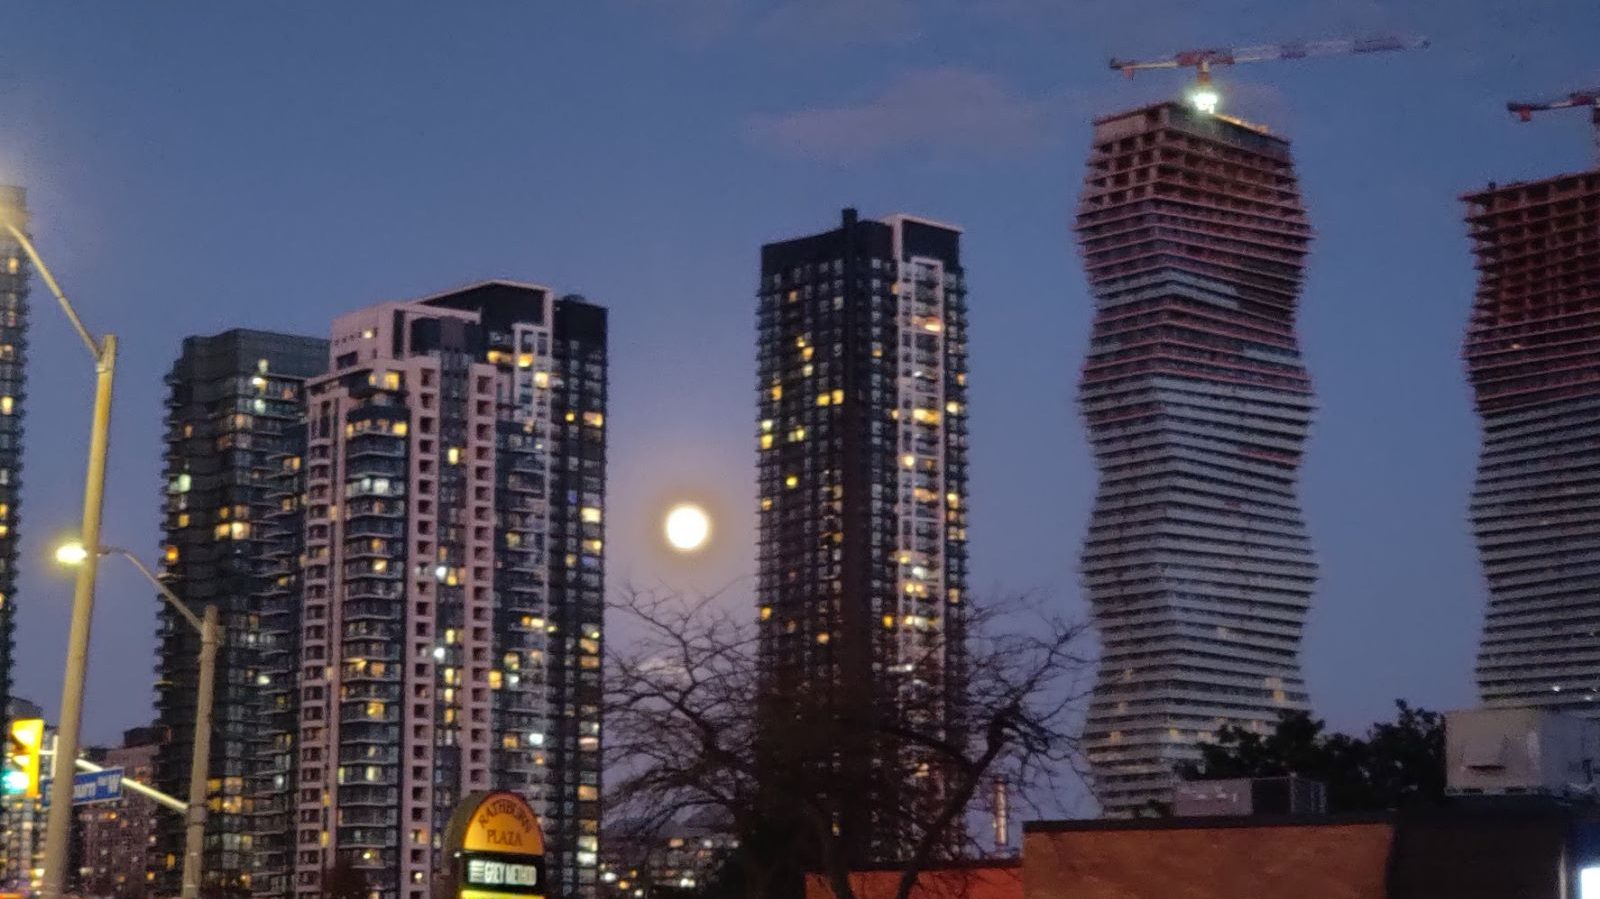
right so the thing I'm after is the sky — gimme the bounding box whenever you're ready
[0,1,1596,756]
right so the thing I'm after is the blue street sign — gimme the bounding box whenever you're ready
[39,767,123,807]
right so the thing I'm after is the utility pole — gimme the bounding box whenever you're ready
[0,203,117,899]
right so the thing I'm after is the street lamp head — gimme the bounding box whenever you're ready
[54,541,90,566]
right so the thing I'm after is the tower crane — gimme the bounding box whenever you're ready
[1109,35,1429,114]
[1507,89,1600,165]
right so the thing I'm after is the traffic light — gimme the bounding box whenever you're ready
[4,718,43,798]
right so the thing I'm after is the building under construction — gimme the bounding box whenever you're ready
[1075,101,1317,815]
[1466,166,1600,711]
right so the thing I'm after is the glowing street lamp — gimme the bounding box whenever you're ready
[56,541,217,899]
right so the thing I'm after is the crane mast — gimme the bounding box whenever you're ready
[1507,89,1600,165]
[1109,35,1428,114]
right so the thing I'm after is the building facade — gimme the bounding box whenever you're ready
[1465,169,1600,710]
[0,186,29,722]
[158,329,329,894]
[291,282,606,899]
[756,210,970,861]
[251,413,316,899]
[1075,102,1317,815]
[79,727,163,898]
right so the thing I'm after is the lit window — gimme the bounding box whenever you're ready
[830,389,843,404]
[361,329,375,340]
[760,434,774,450]
[816,394,831,407]
[580,507,602,524]
[769,385,782,401]
[760,606,773,621]
[0,396,12,415]
[447,447,461,465]
[815,632,830,645]
[760,419,774,432]
[760,497,772,511]
[383,372,400,390]
[584,538,603,553]
[784,474,798,489]
[901,455,915,468]
[534,371,550,388]
[788,428,806,442]
[583,411,604,428]
[517,353,535,369]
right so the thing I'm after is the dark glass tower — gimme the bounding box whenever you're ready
[157,329,328,895]
[0,186,28,723]
[543,297,609,898]
[755,210,970,862]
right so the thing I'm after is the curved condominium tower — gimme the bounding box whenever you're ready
[1076,102,1317,816]
[1466,169,1600,710]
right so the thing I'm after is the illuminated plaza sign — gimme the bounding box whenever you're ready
[445,791,547,899]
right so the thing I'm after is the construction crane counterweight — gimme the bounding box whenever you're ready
[1507,89,1600,165]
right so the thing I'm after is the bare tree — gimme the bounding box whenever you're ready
[605,588,1088,899]
[320,856,368,899]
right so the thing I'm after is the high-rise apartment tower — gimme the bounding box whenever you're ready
[756,209,969,861]
[78,727,163,897]
[1466,169,1600,710]
[159,329,328,895]
[291,282,606,899]
[1076,102,1317,816]
[0,186,29,721]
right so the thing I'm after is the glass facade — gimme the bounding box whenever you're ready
[158,329,329,896]
[755,209,969,862]
[0,186,28,724]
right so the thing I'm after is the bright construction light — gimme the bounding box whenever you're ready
[1189,87,1221,114]
[664,503,711,553]
[54,542,89,566]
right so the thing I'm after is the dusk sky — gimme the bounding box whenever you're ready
[1,1,1595,753]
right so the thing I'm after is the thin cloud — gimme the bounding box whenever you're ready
[752,0,922,46]
[745,67,1055,164]
[637,0,922,48]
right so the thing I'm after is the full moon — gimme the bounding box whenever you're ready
[664,503,711,552]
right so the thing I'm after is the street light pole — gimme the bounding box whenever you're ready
[0,213,118,899]
[95,548,215,899]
